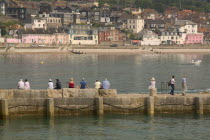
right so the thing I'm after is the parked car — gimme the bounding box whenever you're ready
[38,44,46,47]
[110,44,118,47]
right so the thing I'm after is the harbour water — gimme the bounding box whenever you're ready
[0,53,210,93]
[0,114,210,140]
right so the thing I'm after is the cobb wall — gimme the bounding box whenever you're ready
[0,88,210,119]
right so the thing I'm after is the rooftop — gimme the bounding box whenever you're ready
[174,20,197,26]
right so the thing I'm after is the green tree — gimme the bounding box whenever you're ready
[139,0,152,9]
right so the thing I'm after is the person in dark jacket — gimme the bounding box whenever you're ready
[55,79,62,89]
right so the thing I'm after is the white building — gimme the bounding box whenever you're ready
[68,25,98,45]
[138,30,160,45]
[121,15,144,33]
[32,18,47,29]
[174,20,198,34]
[160,31,184,45]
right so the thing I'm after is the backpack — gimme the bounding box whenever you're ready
[168,80,171,86]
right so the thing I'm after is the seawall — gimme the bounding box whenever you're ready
[1,44,210,54]
[0,89,210,118]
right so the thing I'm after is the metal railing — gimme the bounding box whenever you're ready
[160,82,170,94]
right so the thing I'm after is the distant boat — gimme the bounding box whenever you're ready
[192,59,202,64]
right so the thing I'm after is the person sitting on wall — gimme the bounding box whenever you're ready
[102,78,110,89]
[95,80,102,89]
[18,79,25,89]
[67,78,75,88]
[80,78,88,89]
[55,79,62,89]
[24,79,30,90]
[48,79,54,89]
[148,77,156,89]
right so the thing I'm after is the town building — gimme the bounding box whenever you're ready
[120,14,144,33]
[50,11,81,25]
[138,30,161,45]
[145,19,165,32]
[160,30,183,45]
[39,2,51,14]
[32,18,47,29]
[0,0,27,20]
[20,28,68,44]
[68,24,98,45]
[183,34,204,44]
[174,20,204,44]
[98,27,126,44]
[0,0,7,15]
[174,20,198,34]
[46,17,62,28]
[100,10,111,23]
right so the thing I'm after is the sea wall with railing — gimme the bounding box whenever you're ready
[0,88,210,119]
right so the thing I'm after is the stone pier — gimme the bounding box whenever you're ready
[0,89,209,118]
[0,99,9,119]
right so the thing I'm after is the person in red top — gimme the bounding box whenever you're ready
[68,78,75,88]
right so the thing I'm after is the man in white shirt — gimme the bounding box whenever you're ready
[48,79,54,89]
[18,79,25,89]
[170,76,175,95]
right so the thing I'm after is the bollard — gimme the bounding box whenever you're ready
[195,97,203,115]
[96,97,104,115]
[0,99,9,119]
[149,88,157,96]
[147,96,154,115]
[46,98,54,117]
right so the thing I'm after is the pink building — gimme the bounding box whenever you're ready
[184,34,204,44]
[6,38,21,44]
[21,28,68,45]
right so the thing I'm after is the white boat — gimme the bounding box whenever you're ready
[192,59,202,64]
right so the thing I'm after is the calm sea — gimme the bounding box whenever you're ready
[0,114,210,140]
[0,53,209,93]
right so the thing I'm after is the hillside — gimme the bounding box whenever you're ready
[98,0,210,13]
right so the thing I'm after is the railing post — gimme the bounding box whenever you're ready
[195,97,203,115]
[147,96,154,115]
[0,99,9,119]
[46,98,54,117]
[96,97,104,115]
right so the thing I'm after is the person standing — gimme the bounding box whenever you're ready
[181,75,187,96]
[55,79,62,89]
[95,80,102,89]
[18,79,25,89]
[80,78,88,89]
[24,79,30,89]
[102,78,110,89]
[48,79,54,89]
[170,76,175,95]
